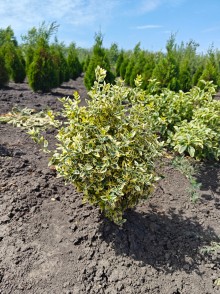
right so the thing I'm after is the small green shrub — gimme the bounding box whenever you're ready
[169,120,219,159]
[167,87,220,160]
[51,67,162,224]
[141,79,220,160]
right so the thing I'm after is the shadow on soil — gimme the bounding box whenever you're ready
[195,163,220,196]
[59,84,77,90]
[50,91,70,98]
[195,163,220,210]
[99,207,220,273]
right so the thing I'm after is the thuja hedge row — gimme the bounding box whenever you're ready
[115,36,220,92]
[0,24,82,92]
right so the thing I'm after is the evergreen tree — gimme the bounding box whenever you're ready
[0,27,26,83]
[129,50,147,87]
[0,50,9,87]
[125,58,135,85]
[179,58,192,91]
[3,43,26,83]
[178,40,199,91]
[83,55,91,72]
[28,39,57,92]
[198,49,220,87]
[192,63,204,86]
[51,40,70,85]
[115,50,124,77]
[120,55,129,80]
[152,35,180,91]
[24,22,60,92]
[107,42,119,73]
[67,43,82,80]
[142,52,156,90]
[0,26,17,46]
[84,32,114,90]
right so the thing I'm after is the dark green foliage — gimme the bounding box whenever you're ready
[21,21,59,46]
[141,52,156,90]
[108,43,119,64]
[152,54,178,90]
[84,32,114,90]
[24,46,35,73]
[115,50,124,77]
[178,40,199,90]
[125,58,135,85]
[192,64,204,86]
[2,23,220,92]
[0,51,9,87]
[27,41,57,92]
[198,50,220,87]
[120,57,129,80]
[153,36,180,91]
[129,51,147,87]
[0,27,25,83]
[51,41,70,85]
[119,36,216,92]
[179,59,192,92]
[4,43,26,83]
[23,22,66,92]
[67,43,82,80]
[107,43,119,73]
[11,48,26,83]
[83,55,90,72]
[0,26,17,46]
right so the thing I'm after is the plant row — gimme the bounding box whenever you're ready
[2,23,220,94]
[0,23,82,92]
[115,36,220,92]
[84,34,220,92]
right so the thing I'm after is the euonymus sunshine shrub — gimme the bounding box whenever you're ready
[168,98,220,160]
[143,80,220,160]
[51,67,162,224]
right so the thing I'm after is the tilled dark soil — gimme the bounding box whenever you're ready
[0,77,220,294]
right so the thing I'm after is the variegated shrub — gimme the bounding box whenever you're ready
[51,67,162,224]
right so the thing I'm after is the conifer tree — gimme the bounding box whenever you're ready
[24,22,60,92]
[107,42,119,73]
[142,52,156,90]
[124,43,141,86]
[0,27,26,83]
[120,55,129,80]
[0,50,9,87]
[129,50,146,87]
[51,39,70,85]
[152,35,180,91]
[84,32,114,89]
[198,49,220,87]
[115,50,124,77]
[28,39,56,92]
[83,55,91,72]
[67,43,82,80]
[4,43,26,83]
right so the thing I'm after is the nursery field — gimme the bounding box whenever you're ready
[0,75,220,294]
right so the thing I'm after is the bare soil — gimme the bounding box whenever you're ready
[0,77,220,294]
